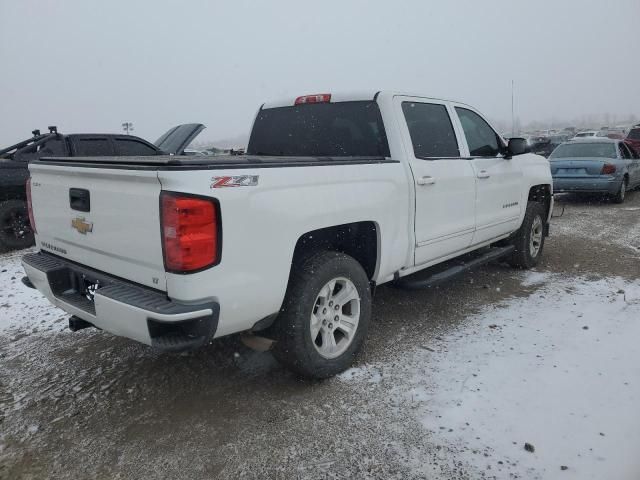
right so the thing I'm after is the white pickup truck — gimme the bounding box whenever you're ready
[22,91,552,378]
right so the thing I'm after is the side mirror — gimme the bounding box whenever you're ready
[506,137,528,158]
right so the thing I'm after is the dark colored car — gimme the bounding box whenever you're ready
[530,135,570,158]
[626,125,640,153]
[0,124,204,250]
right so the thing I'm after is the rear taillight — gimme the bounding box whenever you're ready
[26,177,36,234]
[160,192,220,273]
[601,164,616,175]
[294,93,331,105]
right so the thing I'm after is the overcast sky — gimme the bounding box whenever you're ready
[1,0,638,145]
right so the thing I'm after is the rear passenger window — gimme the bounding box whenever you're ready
[618,143,631,159]
[74,138,114,156]
[456,107,502,157]
[401,102,459,158]
[114,138,158,156]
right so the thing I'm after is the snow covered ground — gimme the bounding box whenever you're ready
[0,248,68,336]
[340,273,640,479]
[3,249,639,478]
[552,195,640,255]
[2,193,640,479]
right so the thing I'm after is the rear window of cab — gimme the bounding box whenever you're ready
[247,101,390,157]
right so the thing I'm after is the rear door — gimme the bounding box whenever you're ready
[394,96,476,266]
[452,106,523,245]
[29,163,166,290]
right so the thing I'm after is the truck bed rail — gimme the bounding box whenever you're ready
[34,155,396,170]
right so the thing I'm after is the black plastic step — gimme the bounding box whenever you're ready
[395,245,515,290]
[150,334,206,352]
[69,315,95,332]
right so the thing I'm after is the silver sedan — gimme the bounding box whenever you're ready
[549,138,640,203]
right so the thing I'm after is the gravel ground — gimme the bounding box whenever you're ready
[1,190,639,479]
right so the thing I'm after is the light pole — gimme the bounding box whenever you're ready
[122,122,134,135]
[511,80,515,136]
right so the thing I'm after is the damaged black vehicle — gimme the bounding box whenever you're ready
[0,124,204,250]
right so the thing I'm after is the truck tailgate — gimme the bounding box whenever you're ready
[29,163,166,290]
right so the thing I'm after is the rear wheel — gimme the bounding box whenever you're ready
[507,201,546,269]
[0,200,35,250]
[272,251,371,378]
[612,178,627,204]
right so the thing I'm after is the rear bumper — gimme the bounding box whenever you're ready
[552,176,622,194]
[22,252,219,351]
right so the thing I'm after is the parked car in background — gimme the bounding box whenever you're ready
[598,128,627,140]
[529,134,569,157]
[625,124,640,152]
[549,138,640,203]
[0,124,204,250]
[574,131,599,138]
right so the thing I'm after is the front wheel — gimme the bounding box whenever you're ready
[272,251,371,379]
[507,201,546,269]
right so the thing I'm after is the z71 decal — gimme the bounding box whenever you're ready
[210,175,259,188]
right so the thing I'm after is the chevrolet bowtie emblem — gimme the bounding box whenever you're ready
[71,217,93,235]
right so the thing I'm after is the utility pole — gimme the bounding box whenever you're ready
[122,122,134,135]
[511,80,515,136]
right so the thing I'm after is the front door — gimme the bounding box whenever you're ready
[453,106,523,244]
[395,97,477,266]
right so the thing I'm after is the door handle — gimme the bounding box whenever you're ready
[69,188,91,212]
[416,175,436,186]
[477,170,490,179]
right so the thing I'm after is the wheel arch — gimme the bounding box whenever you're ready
[527,184,552,221]
[290,221,380,282]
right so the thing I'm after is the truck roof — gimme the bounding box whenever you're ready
[261,90,472,109]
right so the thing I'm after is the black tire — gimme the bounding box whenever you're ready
[272,251,371,379]
[507,201,546,269]
[612,177,627,204]
[0,200,35,250]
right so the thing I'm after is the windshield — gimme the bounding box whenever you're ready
[247,101,390,157]
[550,142,617,159]
[628,128,640,140]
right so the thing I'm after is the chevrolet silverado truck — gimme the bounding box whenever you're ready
[22,91,553,378]
[0,124,204,250]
